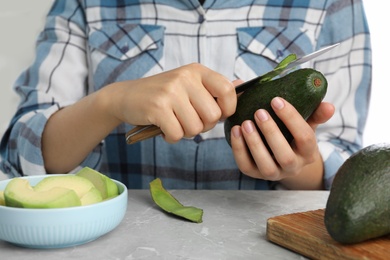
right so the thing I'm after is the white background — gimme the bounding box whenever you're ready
[0,1,388,178]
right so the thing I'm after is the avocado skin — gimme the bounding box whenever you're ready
[224,68,327,153]
[324,143,390,244]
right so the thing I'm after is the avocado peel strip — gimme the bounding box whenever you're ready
[257,53,297,83]
[149,178,203,223]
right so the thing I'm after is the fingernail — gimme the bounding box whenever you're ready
[255,109,268,122]
[232,126,242,138]
[272,97,284,110]
[243,120,255,133]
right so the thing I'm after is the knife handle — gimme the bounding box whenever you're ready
[125,125,162,144]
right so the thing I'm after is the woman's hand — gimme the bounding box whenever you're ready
[108,63,237,143]
[230,97,335,189]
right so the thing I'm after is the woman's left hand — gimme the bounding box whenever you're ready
[230,97,334,187]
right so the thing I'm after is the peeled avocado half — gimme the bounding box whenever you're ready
[76,167,119,199]
[2,167,119,209]
[4,178,81,208]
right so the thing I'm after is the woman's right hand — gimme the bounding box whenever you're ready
[107,63,237,143]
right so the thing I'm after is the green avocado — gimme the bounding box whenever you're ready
[224,68,327,153]
[324,143,390,244]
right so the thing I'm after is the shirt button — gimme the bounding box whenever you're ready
[276,49,284,58]
[193,135,203,143]
[121,45,129,54]
[198,15,205,23]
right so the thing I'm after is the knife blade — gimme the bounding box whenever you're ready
[235,42,340,94]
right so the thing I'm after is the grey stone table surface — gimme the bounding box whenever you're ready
[0,190,329,260]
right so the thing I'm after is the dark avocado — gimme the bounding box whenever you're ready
[324,143,390,244]
[224,68,328,153]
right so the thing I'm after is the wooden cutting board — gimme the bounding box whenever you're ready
[266,209,390,259]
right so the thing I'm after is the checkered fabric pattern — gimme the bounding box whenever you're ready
[0,0,371,190]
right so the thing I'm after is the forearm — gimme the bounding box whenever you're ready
[42,85,122,174]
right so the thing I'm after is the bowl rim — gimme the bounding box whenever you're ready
[0,174,128,211]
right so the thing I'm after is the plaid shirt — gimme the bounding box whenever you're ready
[0,0,371,190]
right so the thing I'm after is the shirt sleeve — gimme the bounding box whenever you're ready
[0,0,102,178]
[314,1,372,189]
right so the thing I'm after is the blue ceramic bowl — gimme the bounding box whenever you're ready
[0,174,127,249]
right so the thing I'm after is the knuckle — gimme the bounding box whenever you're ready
[165,131,184,143]
[186,123,204,137]
[162,80,182,97]
[151,95,169,110]
[296,129,316,146]
[219,79,234,95]
[240,165,257,177]
[187,62,203,70]
[260,168,280,181]
[218,84,236,115]
[278,155,297,171]
[180,63,203,78]
[205,108,222,124]
[302,130,316,143]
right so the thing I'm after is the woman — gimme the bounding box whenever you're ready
[0,0,371,190]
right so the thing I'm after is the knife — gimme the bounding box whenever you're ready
[235,42,340,93]
[126,42,340,144]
